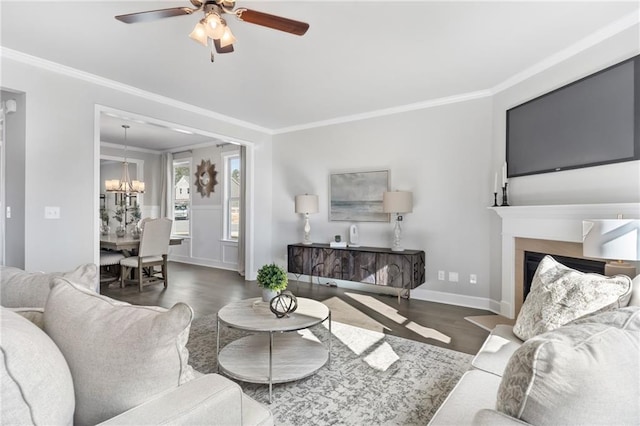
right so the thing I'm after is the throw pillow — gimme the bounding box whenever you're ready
[512,255,631,340]
[44,277,195,426]
[497,306,640,425]
[0,307,75,425]
[0,263,97,308]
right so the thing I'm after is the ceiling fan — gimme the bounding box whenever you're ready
[115,0,309,61]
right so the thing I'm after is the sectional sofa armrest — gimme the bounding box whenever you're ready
[99,374,269,425]
[472,409,530,425]
[6,307,44,328]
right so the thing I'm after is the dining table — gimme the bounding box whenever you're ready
[100,233,183,252]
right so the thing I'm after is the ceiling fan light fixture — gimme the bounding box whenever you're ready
[204,12,225,39]
[189,20,208,46]
[219,25,236,47]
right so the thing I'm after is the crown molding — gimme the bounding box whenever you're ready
[490,10,639,95]
[2,9,638,135]
[272,90,493,134]
[0,47,273,135]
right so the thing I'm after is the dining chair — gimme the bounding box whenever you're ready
[99,249,125,285]
[119,218,172,291]
[138,217,152,231]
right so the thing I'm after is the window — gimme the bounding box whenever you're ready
[172,159,191,236]
[223,152,240,240]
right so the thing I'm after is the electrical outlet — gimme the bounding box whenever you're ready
[44,206,61,219]
[449,272,459,282]
[438,270,445,280]
[470,274,478,284]
[6,206,10,219]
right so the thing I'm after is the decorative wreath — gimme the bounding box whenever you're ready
[194,159,217,197]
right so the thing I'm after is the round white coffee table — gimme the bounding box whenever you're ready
[216,297,331,403]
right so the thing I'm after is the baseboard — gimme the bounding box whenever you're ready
[410,288,502,314]
[288,274,503,312]
[169,255,237,272]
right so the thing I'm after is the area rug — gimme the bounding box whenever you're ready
[186,314,472,425]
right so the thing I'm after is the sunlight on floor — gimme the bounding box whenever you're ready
[345,292,407,324]
[363,341,399,371]
[323,321,384,356]
[321,296,389,333]
[316,293,452,368]
[342,292,452,346]
[405,321,451,344]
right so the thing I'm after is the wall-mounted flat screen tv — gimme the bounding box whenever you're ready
[506,54,639,178]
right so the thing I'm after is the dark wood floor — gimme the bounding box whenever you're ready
[102,262,491,355]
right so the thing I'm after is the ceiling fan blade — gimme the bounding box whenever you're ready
[115,7,196,24]
[236,9,309,36]
[214,39,234,54]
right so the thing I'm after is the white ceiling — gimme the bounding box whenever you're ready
[1,1,639,150]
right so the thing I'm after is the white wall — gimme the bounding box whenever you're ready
[272,98,496,307]
[488,24,640,306]
[2,55,272,277]
[492,26,640,207]
[272,24,640,312]
[1,90,26,268]
[170,144,240,270]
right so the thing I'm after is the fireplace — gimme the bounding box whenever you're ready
[523,251,605,302]
[492,203,640,319]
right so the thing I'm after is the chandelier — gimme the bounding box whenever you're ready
[105,125,145,193]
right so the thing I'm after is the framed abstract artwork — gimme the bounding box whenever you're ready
[329,170,389,222]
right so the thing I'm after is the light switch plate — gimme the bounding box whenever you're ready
[44,206,61,219]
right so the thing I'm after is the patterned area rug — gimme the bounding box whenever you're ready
[187,314,472,425]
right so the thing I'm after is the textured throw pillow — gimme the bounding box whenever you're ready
[44,278,195,426]
[497,307,640,425]
[1,307,75,425]
[0,263,97,308]
[512,255,631,340]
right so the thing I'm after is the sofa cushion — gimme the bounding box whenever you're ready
[512,255,631,340]
[0,263,97,308]
[496,307,640,425]
[629,274,640,307]
[44,278,196,426]
[0,307,75,425]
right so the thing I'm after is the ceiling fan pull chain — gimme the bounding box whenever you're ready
[210,43,215,62]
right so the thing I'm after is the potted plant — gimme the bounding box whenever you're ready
[113,203,126,237]
[100,208,110,235]
[257,263,288,302]
[128,202,142,238]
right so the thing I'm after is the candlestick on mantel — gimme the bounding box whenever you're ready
[502,163,507,186]
[501,182,510,206]
[493,192,499,207]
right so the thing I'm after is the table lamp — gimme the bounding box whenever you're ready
[582,219,640,278]
[383,191,413,252]
[295,194,319,245]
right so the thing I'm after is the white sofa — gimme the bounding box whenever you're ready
[0,264,273,426]
[430,270,640,425]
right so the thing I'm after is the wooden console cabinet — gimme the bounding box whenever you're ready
[287,244,425,295]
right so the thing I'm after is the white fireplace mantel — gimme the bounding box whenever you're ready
[491,203,640,318]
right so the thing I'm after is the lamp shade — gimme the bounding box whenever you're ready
[383,191,413,214]
[295,194,319,214]
[583,219,640,261]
